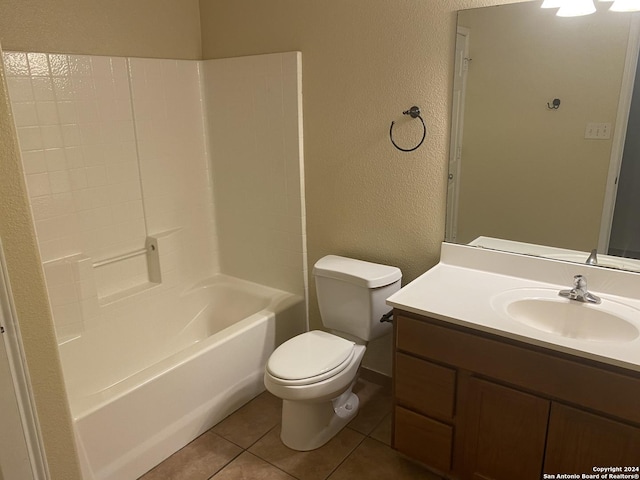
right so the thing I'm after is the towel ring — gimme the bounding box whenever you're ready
[389,106,426,152]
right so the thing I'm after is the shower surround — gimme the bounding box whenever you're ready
[4,51,306,479]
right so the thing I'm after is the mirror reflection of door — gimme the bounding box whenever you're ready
[446,26,470,242]
[609,47,640,259]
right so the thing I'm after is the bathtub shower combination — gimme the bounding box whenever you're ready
[68,275,305,479]
[4,50,306,479]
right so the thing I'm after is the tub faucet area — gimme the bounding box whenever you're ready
[559,274,601,304]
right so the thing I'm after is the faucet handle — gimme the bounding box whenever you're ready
[559,274,601,304]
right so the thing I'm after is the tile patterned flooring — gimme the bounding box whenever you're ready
[139,377,442,480]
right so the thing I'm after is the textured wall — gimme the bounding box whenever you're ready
[0,0,202,59]
[0,63,81,479]
[199,0,527,331]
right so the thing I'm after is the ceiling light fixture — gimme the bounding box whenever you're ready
[557,0,597,16]
[542,0,640,15]
[541,0,565,7]
[610,0,640,12]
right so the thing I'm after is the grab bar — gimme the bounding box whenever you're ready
[92,244,154,268]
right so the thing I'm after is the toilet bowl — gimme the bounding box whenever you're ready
[264,330,366,450]
[264,255,401,451]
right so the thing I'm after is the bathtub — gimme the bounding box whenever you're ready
[59,275,306,480]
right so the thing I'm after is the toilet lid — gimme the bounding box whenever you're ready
[267,330,355,381]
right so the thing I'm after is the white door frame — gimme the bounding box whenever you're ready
[0,238,49,480]
[598,14,640,253]
[446,26,471,242]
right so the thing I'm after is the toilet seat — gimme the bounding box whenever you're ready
[266,330,355,386]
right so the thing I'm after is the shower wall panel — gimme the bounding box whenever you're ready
[128,58,219,285]
[4,52,144,264]
[203,52,306,297]
[4,52,219,340]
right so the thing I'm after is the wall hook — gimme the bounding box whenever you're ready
[547,98,561,110]
[389,106,427,152]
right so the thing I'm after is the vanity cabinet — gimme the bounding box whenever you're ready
[392,311,640,480]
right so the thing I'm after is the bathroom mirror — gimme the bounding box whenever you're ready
[446,0,640,271]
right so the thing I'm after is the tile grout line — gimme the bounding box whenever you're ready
[319,421,395,480]
[205,443,243,480]
[321,428,368,480]
[207,420,272,478]
[246,423,303,479]
[210,422,297,479]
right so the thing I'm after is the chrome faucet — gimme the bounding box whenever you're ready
[585,249,598,266]
[559,275,601,304]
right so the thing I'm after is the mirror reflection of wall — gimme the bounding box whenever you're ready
[450,1,631,253]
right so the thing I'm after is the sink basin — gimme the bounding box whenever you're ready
[491,289,640,342]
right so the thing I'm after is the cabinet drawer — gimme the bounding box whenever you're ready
[394,406,453,472]
[396,314,447,359]
[395,352,456,420]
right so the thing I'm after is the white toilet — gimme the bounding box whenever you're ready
[264,255,401,451]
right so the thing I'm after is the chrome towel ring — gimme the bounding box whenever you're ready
[389,106,426,152]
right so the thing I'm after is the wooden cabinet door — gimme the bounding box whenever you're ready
[545,403,640,474]
[462,377,550,480]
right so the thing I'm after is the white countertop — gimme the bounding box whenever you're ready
[386,243,640,373]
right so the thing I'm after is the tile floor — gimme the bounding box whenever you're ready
[139,376,442,480]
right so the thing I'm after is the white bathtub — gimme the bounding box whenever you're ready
[60,275,306,480]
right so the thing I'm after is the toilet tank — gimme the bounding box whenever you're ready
[313,255,402,341]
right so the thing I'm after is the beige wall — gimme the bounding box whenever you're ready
[0,0,202,59]
[457,2,629,251]
[199,0,527,330]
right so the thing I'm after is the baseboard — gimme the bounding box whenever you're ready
[359,367,392,389]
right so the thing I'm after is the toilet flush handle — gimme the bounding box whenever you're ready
[380,310,394,323]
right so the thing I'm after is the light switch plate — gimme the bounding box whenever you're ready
[585,122,612,139]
